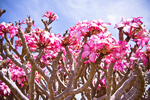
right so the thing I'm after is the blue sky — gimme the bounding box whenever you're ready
[0,0,150,39]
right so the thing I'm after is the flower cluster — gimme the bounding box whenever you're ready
[42,11,58,21]
[0,80,10,97]
[0,22,18,38]
[15,28,62,52]
[100,40,129,71]
[115,17,149,47]
[0,9,149,98]
[8,60,27,87]
[62,19,114,63]
[66,19,111,46]
[82,31,116,63]
[130,48,148,65]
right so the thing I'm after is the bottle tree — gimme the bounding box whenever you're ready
[0,9,150,100]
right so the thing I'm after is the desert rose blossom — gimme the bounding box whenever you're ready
[0,80,11,97]
[42,11,58,22]
[15,28,62,52]
[0,22,18,38]
[114,17,146,43]
[82,41,98,63]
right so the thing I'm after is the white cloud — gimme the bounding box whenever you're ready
[54,0,150,25]
[107,14,121,26]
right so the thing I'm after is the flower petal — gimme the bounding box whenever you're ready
[83,44,90,51]
[82,51,90,58]
[89,52,96,63]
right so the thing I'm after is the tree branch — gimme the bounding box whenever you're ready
[4,33,22,60]
[18,28,30,54]
[113,69,130,94]
[0,38,6,59]
[110,75,137,100]
[26,52,49,82]
[3,43,30,79]
[29,49,44,100]
[0,71,28,100]
[41,19,52,33]
[24,16,34,33]
[65,46,74,71]
[35,81,49,97]
[121,87,137,100]
[118,28,124,41]
[128,63,145,100]
[0,59,9,70]
[29,64,35,100]
[55,62,98,99]
[0,9,6,17]
[105,62,115,100]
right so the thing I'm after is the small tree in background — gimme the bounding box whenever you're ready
[0,9,150,100]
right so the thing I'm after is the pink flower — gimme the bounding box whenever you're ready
[132,17,143,24]
[97,84,101,90]
[103,40,129,70]
[0,22,19,38]
[82,41,97,63]
[133,37,149,47]
[8,25,18,38]
[89,19,111,33]
[132,28,149,47]
[82,30,118,63]
[67,19,111,46]
[112,41,129,59]
[99,78,106,87]
[114,17,132,29]
[42,11,58,21]
[0,22,9,37]
[84,60,90,64]
[9,65,27,87]
[0,80,10,96]
[89,32,116,54]
[115,17,145,41]
[130,48,148,65]
[114,60,127,72]
[0,22,18,38]
[16,28,62,52]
